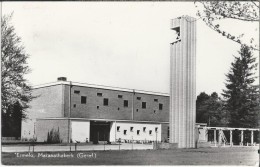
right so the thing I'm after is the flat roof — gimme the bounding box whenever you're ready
[33,81,169,97]
[36,117,169,124]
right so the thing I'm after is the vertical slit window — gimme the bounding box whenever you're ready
[124,100,128,107]
[142,102,146,109]
[103,98,109,106]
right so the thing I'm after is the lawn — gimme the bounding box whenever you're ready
[1,147,259,165]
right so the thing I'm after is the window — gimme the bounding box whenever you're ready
[117,126,120,132]
[81,96,87,104]
[142,102,146,109]
[172,26,180,41]
[137,130,140,135]
[154,99,158,102]
[154,110,156,114]
[74,90,80,94]
[124,100,128,107]
[124,130,127,135]
[136,109,138,112]
[118,95,123,98]
[130,127,133,132]
[155,127,158,132]
[143,127,146,132]
[103,98,109,106]
[97,106,99,109]
[149,130,152,135]
[73,104,76,108]
[97,93,102,97]
[118,107,120,110]
[159,103,163,110]
[137,97,141,100]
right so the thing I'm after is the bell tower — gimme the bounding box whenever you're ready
[169,15,196,148]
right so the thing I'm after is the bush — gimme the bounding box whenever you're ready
[46,128,62,143]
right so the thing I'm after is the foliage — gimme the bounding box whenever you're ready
[222,45,259,128]
[46,128,62,143]
[1,14,33,137]
[195,1,259,50]
[1,101,23,137]
[1,14,33,115]
[196,92,228,127]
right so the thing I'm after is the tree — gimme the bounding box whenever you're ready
[222,45,259,128]
[196,92,227,127]
[1,14,33,137]
[195,1,259,50]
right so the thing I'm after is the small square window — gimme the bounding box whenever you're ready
[81,96,87,104]
[124,100,128,107]
[143,127,146,132]
[155,127,158,132]
[117,126,120,132]
[154,99,158,102]
[130,127,133,132]
[74,90,80,94]
[136,109,138,112]
[118,107,120,110]
[149,130,152,135]
[97,93,102,97]
[124,130,127,135]
[97,106,99,109]
[137,97,141,100]
[103,98,109,106]
[142,102,146,109]
[73,104,76,108]
[118,95,123,98]
[159,103,163,110]
[137,130,140,135]
[154,110,156,114]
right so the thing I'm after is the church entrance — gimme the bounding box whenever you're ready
[90,121,111,144]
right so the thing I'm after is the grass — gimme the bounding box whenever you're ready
[2,147,259,165]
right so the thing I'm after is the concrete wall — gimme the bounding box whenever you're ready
[161,123,169,142]
[22,85,64,140]
[36,119,69,143]
[110,122,161,142]
[169,16,196,148]
[71,120,90,143]
[64,85,169,122]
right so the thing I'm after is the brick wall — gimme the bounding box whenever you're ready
[133,93,169,122]
[64,85,169,122]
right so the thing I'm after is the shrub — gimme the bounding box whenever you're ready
[46,128,62,143]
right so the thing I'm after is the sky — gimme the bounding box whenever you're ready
[2,2,259,96]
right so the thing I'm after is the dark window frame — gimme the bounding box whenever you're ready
[97,93,102,97]
[103,98,109,106]
[124,100,128,107]
[159,103,163,110]
[81,96,87,104]
[74,90,80,94]
[142,102,146,109]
